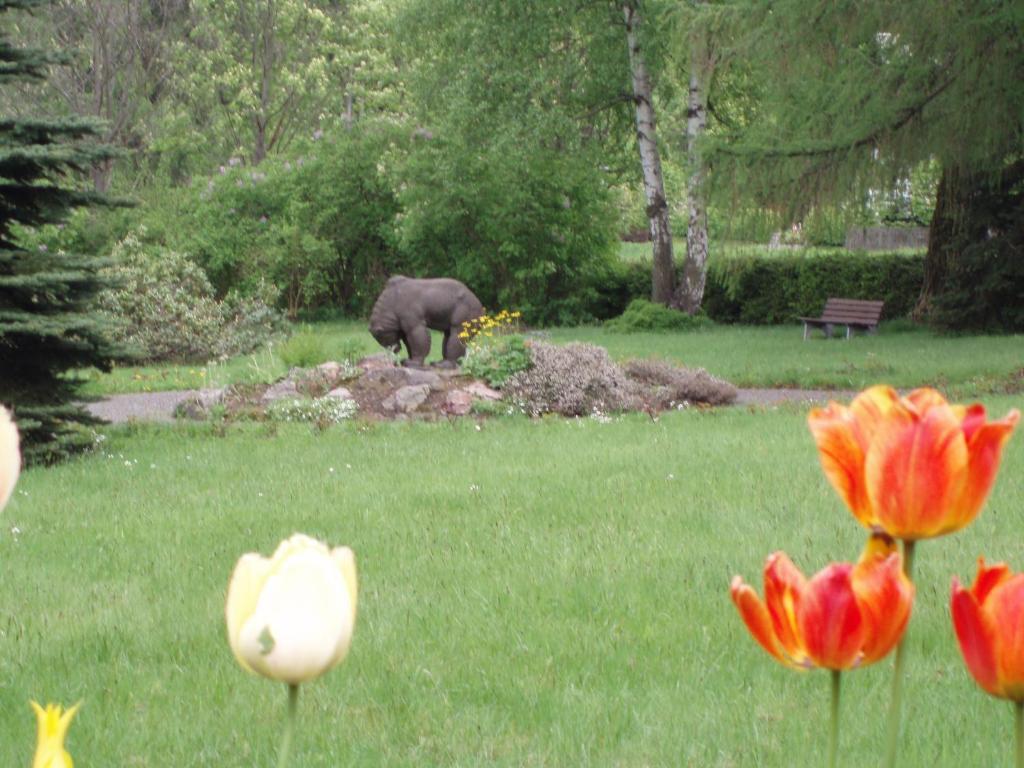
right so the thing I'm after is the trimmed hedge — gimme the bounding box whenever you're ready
[593,250,924,325]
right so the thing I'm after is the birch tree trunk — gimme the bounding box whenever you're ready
[673,63,709,314]
[623,2,675,305]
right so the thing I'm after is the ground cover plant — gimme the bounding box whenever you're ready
[1,397,1021,765]
[77,321,1024,399]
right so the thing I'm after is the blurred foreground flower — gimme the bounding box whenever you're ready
[31,701,79,768]
[731,533,914,670]
[952,559,1024,701]
[808,386,1018,540]
[1,405,20,512]
[952,559,1024,767]
[226,533,358,768]
[226,533,358,684]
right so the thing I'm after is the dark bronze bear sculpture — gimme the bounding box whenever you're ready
[368,276,485,367]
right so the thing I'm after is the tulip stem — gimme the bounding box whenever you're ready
[884,539,916,768]
[1015,702,1024,768]
[829,670,842,768]
[277,683,300,768]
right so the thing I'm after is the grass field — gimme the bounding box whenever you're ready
[78,320,1024,399]
[2,398,1023,766]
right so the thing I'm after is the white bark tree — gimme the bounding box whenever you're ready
[623,1,675,306]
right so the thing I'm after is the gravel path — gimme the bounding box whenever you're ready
[85,387,855,424]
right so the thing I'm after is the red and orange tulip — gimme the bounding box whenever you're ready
[731,535,914,670]
[952,559,1024,701]
[808,386,1019,540]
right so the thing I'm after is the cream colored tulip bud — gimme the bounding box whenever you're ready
[0,406,21,513]
[226,534,358,685]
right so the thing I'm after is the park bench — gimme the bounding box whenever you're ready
[799,298,884,340]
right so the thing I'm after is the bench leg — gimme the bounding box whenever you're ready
[803,322,809,341]
[846,325,852,340]
[824,323,833,339]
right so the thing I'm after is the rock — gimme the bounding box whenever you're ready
[464,381,502,401]
[261,378,300,404]
[382,384,430,414]
[316,361,344,383]
[356,353,397,372]
[173,388,226,420]
[363,366,442,390]
[443,389,474,416]
[326,386,353,401]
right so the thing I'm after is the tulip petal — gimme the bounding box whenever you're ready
[849,386,903,450]
[952,576,1002,697]
[986,575,1024,701]
[238,548,354,684]
[798,563,864,670]
[0,406,20,512]
[959,410,1020,523]
[731,576,801,669]
[225,553,274,674]
[763,553,808,662]
[865,401,968,538]
[852,547,913,665]
[808,403,873,526]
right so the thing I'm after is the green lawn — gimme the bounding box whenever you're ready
[2,399,1023,766]
[79,320,1024,399]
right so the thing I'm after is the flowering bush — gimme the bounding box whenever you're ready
[503,341,639,417]
[97,232,287,362]
[459,310,530,388]
[621,358,737,407]
[264,396,358,424]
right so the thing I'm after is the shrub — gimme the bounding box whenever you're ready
[702,250,924,324]
[97,233,287,363]
[459,310,530,388]
[503,342,639,417]
[278,330,330,369]
[621,358,737,406]
[396,130,620,326]
[172,123,402,317]
[604,299,713,332]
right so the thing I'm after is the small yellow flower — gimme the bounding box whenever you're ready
[31,701,79,768]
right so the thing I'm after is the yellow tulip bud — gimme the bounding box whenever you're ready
[31,701,79,768]
[0,406,20,513]
[225,534,358,685]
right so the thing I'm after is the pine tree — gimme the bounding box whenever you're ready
[0,0,126,464]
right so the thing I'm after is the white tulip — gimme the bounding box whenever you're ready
[226,534,358,685]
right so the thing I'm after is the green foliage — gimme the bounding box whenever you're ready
[605,299,712,333]
[96,232,286,363]
[461,335,531,389]
[277,330,330,369]
[396,132,620,326]
[703,250,924,325]
[170,124,401,316]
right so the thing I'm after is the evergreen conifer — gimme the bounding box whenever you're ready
[0,0,126,464]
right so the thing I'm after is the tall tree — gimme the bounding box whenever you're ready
[705,1,1024,322]
[623,0,675,305]
[0,0,125,463]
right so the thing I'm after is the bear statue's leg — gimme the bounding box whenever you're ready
[441,328,466,366]
[401,323,431,368]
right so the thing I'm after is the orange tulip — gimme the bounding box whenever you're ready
[808,386,1018,540]
[952,559,1024,701]
[731,534,914,670]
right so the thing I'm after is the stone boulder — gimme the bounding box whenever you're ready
[382,384,431,414]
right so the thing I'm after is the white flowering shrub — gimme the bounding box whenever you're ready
[264,397,358,424]
[98,232,287,362]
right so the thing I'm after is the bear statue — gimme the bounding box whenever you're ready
[368,276,485,368]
